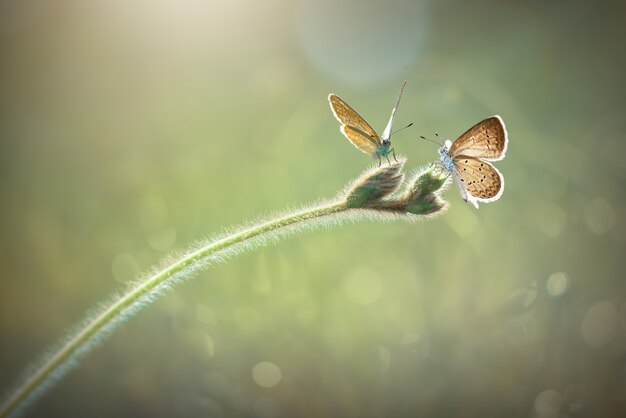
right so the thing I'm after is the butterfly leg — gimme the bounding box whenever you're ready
[430,162,446,176]
[377,155,382,167]
[392,148,398,163]
[386,155,391,165]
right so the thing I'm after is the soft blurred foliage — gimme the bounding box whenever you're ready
[1,0,625,417]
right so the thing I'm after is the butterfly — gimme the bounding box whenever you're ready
[328,81,409,166]
[435,116,508,209]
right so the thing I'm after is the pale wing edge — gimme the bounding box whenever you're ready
[482,115,509,162]
[328,94,345,126]
[465,160,505,209]
[340,125,377,156]
[450,170,472,207]
[450,158,505,209]
[381,80,407,140]
[450,115,509,162]
[328,93,381,143]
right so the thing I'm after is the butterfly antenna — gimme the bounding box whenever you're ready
[418,133,443,146]
[390,122,413,137]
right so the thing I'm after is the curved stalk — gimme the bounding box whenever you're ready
[0,159,449,417]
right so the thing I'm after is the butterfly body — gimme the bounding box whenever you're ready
[376,139,393,159]
[329,81,407,166]
[438,143,455,171]
[438,116,508,209]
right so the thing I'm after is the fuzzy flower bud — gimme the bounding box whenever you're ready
[405,192,447,215]
[409,165,449,197]
[345,158,406,208]
[403,165,449,215]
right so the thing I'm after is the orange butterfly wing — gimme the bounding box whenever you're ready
[328,94,381,154]
[453,155,504,202]
[449,116,507,161]
[340,126,379,155]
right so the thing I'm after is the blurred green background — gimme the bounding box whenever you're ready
[1,0,625,417]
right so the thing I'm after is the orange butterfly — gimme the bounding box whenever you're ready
[437,116,508,208]
[329,81,409,166]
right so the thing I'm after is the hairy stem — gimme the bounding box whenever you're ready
[0,159,448,417]
[0,201,346,417]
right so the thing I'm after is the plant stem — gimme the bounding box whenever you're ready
[1,159,449,417]
[0,201,346,418]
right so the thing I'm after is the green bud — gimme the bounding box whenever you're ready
[410,165,449,197]
[345,159,405,208]
[405,193,447,215]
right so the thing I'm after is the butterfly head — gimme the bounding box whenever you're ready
[437,140,452,157]
[382,138,391,147]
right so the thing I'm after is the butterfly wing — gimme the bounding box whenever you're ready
[449,116,508,161]
[453,156,504,208]
[328,94,382,154]
[341,125,379,155]
[381,80,407,140]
